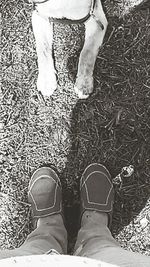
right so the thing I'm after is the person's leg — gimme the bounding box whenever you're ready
[74,163,150,267]
[0,167,67,259]
[74,210,150,267]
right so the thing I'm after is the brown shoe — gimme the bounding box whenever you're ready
[28,167,62,218]
[80,163,114,226]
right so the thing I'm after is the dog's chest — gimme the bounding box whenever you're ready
[35,0,92,19]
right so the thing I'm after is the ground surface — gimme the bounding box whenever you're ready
[1,0,150,256]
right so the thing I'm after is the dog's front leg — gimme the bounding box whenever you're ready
[32,11,57,96]
[74,0,108,99]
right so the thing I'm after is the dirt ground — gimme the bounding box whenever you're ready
[1,0,150,255]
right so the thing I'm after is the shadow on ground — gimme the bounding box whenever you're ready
[60,90,150,253]
[60,10,150,253]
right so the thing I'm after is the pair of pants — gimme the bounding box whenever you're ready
[0,212,150,266]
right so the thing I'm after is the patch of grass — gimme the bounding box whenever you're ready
[1,0,150,255]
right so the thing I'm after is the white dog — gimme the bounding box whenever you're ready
[31,0,108,99]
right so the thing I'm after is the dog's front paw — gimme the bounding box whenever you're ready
[74,75,93,99]
[37,71,57,96]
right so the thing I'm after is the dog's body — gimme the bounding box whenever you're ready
[31,0,108,98]
[33,0,92,19]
